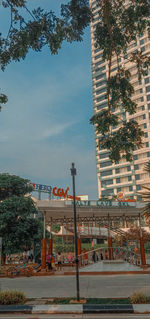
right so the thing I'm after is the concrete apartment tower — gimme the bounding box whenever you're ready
[90,0,150,199]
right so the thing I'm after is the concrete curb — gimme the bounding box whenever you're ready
[133,304,150,314]
[1,270,150,278]
[0,304,150,314]
[83,304,133,314]
[32,305,83,314]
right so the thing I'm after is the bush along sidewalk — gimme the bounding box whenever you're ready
[130,292,150,304]
[0,290,26,305]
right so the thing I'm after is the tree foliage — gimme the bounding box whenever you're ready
[90,0,150,162]
[0,173,33,200]
[0,0,91,112]
[125,227,150,242]
[0,0,91,70]
[0,173,41,255]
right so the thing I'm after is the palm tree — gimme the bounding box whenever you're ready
[138,161,150,216]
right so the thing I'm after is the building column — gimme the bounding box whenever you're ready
[139,214,146,266]
[41,238,46,269]
[108,236,113,260]
[108,214,113,260]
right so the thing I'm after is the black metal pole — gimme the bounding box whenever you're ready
[71,163,80,301]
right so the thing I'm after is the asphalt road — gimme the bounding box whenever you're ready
[1,314,150,319]
[1,274,150,298]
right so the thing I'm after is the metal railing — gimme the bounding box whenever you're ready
[78,247,141,268]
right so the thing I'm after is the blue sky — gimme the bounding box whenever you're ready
[0,0,98,199]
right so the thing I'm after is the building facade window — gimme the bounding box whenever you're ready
[135,174,140,180]
[101,170,113,177]
[101,179,113,187]
[134,164,139,170]
[96,94,106,103]
[146,142,149,147]
[147,95,150,101]
[100,161,112,168]
[96,87,107,95]
[100,152,110,159]
[147,152,150,157]
[146,86,150,93]
[97,102,107,110]
[101,189,114,196]
[145,78,150,84]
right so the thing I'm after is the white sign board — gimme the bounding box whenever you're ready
[65,200,136,208]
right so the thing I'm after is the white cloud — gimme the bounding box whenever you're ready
[41,121,77,139]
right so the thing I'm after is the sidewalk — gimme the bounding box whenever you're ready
[0,303,150,314]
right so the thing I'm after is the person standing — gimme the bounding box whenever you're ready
[57,252,62,271]
[51,254,55,271]
[67,252,73,265]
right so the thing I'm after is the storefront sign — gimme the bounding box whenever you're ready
[31,183,80,200]
[65,200,136,207]
[30,183,52,193]
[52,186,69,198]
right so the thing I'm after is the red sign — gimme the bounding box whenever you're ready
[52,187,80,200]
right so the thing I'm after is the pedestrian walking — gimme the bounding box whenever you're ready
[100,253,104,260]
[92,250,97,263]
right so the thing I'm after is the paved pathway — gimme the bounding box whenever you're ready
[80,261,141,272]
[1,274,150,298]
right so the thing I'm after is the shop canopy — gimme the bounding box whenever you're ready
[36,199,144,225]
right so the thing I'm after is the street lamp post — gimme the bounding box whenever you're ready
[70,163,80,301]
[41,211,46,269]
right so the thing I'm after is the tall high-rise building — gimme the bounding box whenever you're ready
[90,0,150,199]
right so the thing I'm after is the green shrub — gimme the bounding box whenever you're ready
[130,292,147,304]
[0,290,26,305]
